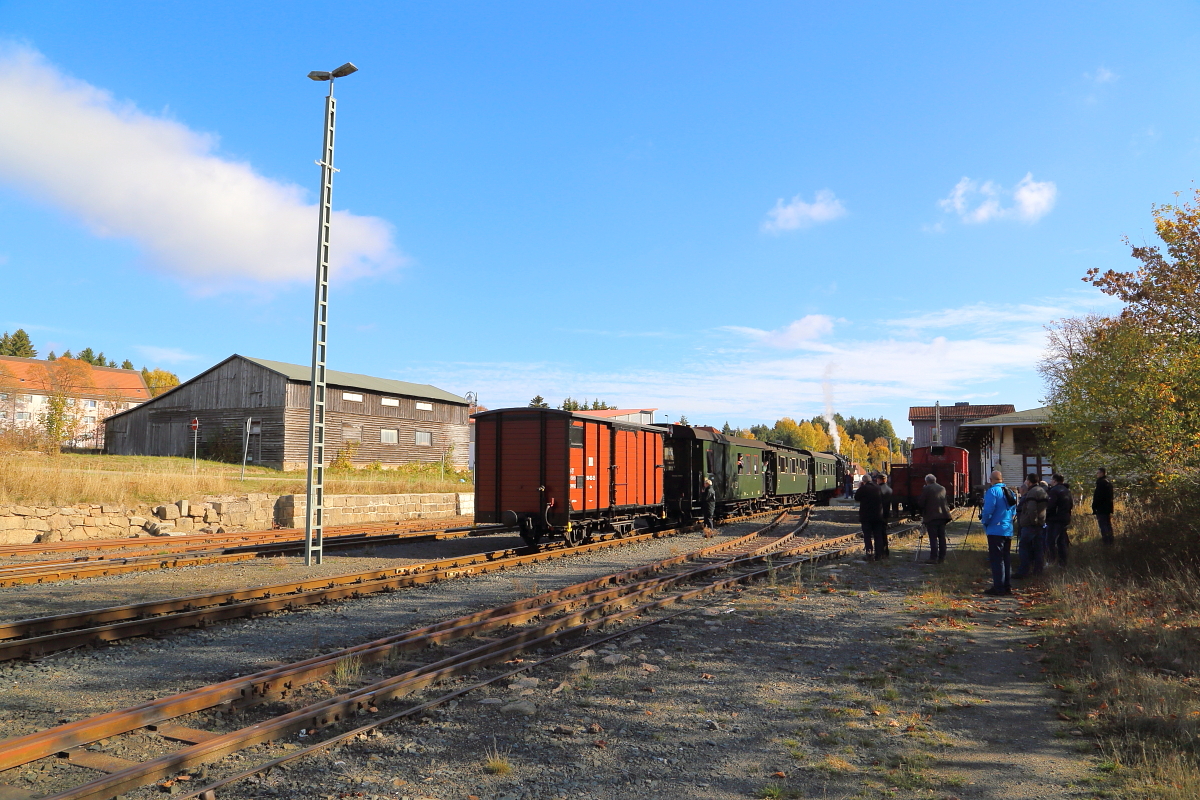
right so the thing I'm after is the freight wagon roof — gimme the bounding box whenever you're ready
[473,407,663,432]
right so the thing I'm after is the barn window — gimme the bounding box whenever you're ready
[343,392,363,403]
[381,398,399,407]
[342,423,362,442]
[380,428,398,444]
[415,402,433,411]
[415,431,433,447]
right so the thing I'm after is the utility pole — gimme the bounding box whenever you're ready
[303,62,358,566]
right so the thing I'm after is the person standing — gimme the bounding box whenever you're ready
[980,469,1015,595]
[1013,473,1048,578]
[1093,468,1115,545]
[917,473,951,563]
[1046,473,1074,566]
[701,478,717,535]
[873,473,892,557]
[855,474,885,559]
[878,473,894,522]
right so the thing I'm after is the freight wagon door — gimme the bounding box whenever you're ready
[613,428,633,508]
[569,418,610,513]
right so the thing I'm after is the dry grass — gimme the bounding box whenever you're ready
[483,740,512,775]
[1036,509,1200,800]
[0,452,472,506]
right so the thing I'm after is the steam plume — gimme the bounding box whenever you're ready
[821,363,841,453]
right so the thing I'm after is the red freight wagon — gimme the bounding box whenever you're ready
[473,408,665,546]
[889,445,970,518]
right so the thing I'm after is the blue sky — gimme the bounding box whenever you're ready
[1,2,1195,436]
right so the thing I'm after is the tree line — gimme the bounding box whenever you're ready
[528,396,613,411]
[723,415,905,472]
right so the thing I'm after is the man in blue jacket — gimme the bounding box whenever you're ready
[980,469,1015,596]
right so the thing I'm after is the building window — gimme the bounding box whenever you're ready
[16,412,30,421]
[86,399,97,409]
[0,392,7,400]
[415,431,433,447]
[19,394,32,403]
[381,397,399,407]
[342,423,362,442]
[84,416,96,424]
[342,392,363,403]
[0,411,6,419]
[380,428,398,444]
[415,402,433,412]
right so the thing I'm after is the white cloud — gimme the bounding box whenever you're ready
[722,315,836,349]
[938,173,1056,224]
[415,296,1115,427]
[0,45,403,286]
[761,190,846,233]
[1086,66,1117,84]
[134,345,202,364]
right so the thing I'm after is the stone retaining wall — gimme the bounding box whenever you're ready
[0,492,475,545]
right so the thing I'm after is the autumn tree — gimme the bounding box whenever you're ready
[34,358,95,452]
[1043,190,1200,493]
[140,367,180,397]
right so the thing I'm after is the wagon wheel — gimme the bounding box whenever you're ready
[563,526,586,547]
[519,518,540,549]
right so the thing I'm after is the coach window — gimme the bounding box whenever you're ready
[753,457,759,474]
[380,429,398,444]
[706,449,715,474]
[737,453,744,474]
[415,431,433,447]
[663,445,675,470]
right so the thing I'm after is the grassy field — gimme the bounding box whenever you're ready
[916,504,1200,800]
[0,452,473,506]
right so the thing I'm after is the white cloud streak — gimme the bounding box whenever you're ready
[761,190,846,233]
[134,345,202,364]
[721,314,836,349]
[416,295,1111,426]
[0,45,402,285]
[938,173,1056,224]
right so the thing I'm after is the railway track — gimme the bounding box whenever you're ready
[0,521,504,588]
[0,506,797,661]
[0,511,924,800]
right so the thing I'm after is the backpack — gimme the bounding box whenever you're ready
[1002,485,1018,507]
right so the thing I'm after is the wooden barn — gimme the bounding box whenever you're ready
[103,355,469,470]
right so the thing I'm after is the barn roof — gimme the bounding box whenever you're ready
[0,356,150,401]
[242,357,467,405]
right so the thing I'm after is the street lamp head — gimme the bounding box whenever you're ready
[307,71,332,81]
[331,62,358,78]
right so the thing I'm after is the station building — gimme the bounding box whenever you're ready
[955,406,1054,488]
[103,355,469,471]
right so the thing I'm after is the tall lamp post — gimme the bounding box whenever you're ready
[303,61,358,567]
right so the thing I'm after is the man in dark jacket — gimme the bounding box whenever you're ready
[855,475,886,559]
[1013,474,1048,578]
[917,474,951,563]
[1045,473,1073,566]
[878,474,894,522]
[1093,468,1115,544]
[701,479,717,534]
